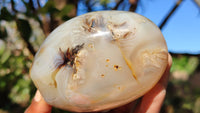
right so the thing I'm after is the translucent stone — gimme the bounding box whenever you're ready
[30,11,168,112]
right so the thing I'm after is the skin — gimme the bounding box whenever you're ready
[25,53,172,113]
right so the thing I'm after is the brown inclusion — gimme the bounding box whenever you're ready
[58,44,84,68]
[82,15,105,33]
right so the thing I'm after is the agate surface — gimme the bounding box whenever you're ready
[30,11,168,112]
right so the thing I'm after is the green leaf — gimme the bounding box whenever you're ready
[194,97,200,113]
[0,7,15,21]
[0,40,6,56]
[39,0,59,14]
[16,19,32,41]
[58,4,75,17]
[0,49,11,64]
[0,81,6,90]
[8,78,31,105]
[100,0,111,5]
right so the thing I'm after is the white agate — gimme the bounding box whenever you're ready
[30,11,168,112]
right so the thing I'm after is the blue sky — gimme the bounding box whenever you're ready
[78,0,200,54]
[161,0,200,54]
[137,0,200,54]
[2,0,200,54]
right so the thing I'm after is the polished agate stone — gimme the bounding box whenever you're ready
[30,11,168,112]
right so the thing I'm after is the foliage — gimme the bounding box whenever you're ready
[0,39,34,112]
[0,0,200,113]
[16,19,32,41]
[0,0,78,112]
[162,55,200,113]
[171,55,199,75]
[0,7,15,21]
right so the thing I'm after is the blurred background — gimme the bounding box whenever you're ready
[0,0,200,113]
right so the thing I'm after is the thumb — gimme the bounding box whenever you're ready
[25,90,52,113]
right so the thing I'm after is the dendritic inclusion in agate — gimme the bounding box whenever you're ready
[30,11,168,112]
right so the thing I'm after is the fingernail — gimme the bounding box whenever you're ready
[34,90,42,102]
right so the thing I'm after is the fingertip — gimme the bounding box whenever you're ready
[168,53,172,69]
[133,53,172,113]
[25,90,52,113]
[158,53,172,87]
[34,90,42,102]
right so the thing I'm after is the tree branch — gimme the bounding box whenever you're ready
[113,0,124,10]
[29,0,36,12]
[11,0,17,13]
[37,0,41,8]
[25,40,36,55]
[159,0,182,30]
[67,0,78,17]
[129,0,138,12]
[85,0,98,12]
[40,15,50,36]
[49,13,60,32]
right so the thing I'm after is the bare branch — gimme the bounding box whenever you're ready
[25,40,36,55]
[29,0,36,12]
[85,0,98,12]
[159,0,182,30]
[37,0,41,8]
[113,0,124,10]
[41,16,50,36]
[11,0,17,13]
[50,13,59,32]
[129,0,138,12]
[67,0,78,17]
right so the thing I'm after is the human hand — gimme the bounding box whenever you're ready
[25,54,172,113]
[25,90,52,113]
[105,53,172,113]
